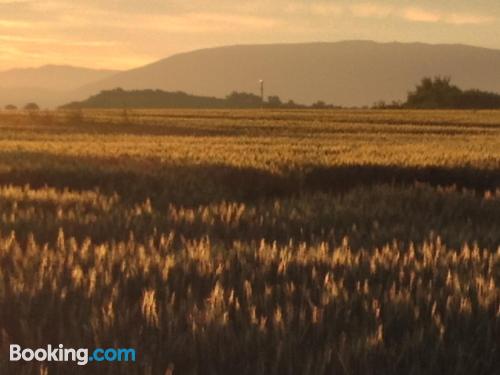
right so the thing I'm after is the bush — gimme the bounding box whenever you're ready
[24,102,40,111]
[406,77,500,109]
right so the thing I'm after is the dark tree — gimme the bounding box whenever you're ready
[225,92,262,108]
[24,102,40,111]
[312,100,327,109]
[267,95,283,108]
[406,77,500,109]
[285,100,301,109]
[457,89,500,109]
[406,77,462,109]
[5,104,17,110]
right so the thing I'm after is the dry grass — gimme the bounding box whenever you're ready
[0,109,498,374]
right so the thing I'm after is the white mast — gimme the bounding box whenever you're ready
[259,79,264,108]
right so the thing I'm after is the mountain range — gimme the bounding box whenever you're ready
[0,65,119,108]
[2,40,500,108]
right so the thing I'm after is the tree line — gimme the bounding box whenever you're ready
[3,103,39,111]
[6,77,500,110]
[59,88,338,110]
[374,77,500,109]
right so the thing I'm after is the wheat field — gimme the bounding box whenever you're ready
[0,109,499,374]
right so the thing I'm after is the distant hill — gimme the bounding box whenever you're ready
[0,65,118,91]
[61,88,226,109]
[4,41,500,108]
[75,41,500,107]
[0,65,119,108]
[61,88,315,109]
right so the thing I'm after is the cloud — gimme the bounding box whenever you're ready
[402,7,441,23]
[309,3,343,16]
[0,0,497,70]
[350,3,494,25]
[350,3,392,18]
[28,3,282,34]
[445,13,493,25]
[402,6,493,25]
[284,2,493,25]
[0,19,31,27]
[114,12,281,33]
[0,2,282,69]
[0,34,116,47]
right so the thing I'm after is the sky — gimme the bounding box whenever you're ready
[0,0,499,71]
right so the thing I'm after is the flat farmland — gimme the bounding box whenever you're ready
[0,109,498,374]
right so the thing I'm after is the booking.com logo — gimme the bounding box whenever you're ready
[10,344,136,366]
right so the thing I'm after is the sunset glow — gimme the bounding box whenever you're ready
[0,0,498,70]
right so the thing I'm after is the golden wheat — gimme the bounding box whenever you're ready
[0,109,498,374]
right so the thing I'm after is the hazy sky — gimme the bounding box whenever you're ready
[0,0,499,70]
